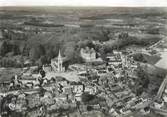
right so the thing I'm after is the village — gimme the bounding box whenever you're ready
[0,42,160,117]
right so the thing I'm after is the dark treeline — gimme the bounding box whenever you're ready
[0,26,161,68]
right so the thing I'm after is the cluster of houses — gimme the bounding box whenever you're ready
[0,46,151,117]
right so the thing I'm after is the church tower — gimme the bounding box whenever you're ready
[57,50,63,72]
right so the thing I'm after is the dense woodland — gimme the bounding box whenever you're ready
[0,25,162,68]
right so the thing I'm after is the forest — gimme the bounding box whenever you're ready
[0,26,162,68]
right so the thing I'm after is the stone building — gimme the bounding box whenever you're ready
[80,47,96,62]
[51,50,65,72]
[80,47,102,63]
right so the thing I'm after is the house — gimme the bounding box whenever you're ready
[72,83,85,102]
[15,93,27,112]
[63,86,72,94]
[75,93,82,101]
[71,82,84,94]
[20,78,39,87]
[89,104,101,110]
[26,93,41,109]
[42,65,52,73]
[97,70,108,76]
[54,94,68,102]
[40,91,54,105]
[56,76,69,86]
[73,84,84,94]
[78,71,88,79]
[24,59,32,67]
[84,86,97,94]
[106,51,123,67]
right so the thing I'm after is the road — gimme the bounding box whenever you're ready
[156,75,167,100]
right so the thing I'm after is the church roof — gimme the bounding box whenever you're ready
[51,57,67,62]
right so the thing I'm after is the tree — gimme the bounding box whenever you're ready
[12,45,20,55]
[0,41,9,56]
[118,32,129,40]
[136,65,150,95]
[86,40,95,48]
[63,42,75,59]
[132,54,147,63]
[100,27,111,41]
[87,106,93,111]
[81,92,96,104]
[39,69,46,78]
[29,44,45,60]
[91,27,111,42]
[40,55,48,65]
[45,46,54,60]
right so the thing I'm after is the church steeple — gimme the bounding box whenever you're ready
[57,49,63,72]
[58,50,61,59]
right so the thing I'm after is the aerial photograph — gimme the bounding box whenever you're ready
[0,0,167,117]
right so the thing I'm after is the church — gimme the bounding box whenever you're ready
[51,50,65,72]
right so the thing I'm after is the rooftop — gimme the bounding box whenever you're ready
[45,71,80,82]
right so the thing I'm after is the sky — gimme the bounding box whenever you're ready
[0,0,167,7]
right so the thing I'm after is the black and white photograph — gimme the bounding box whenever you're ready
[0,0,167,117]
